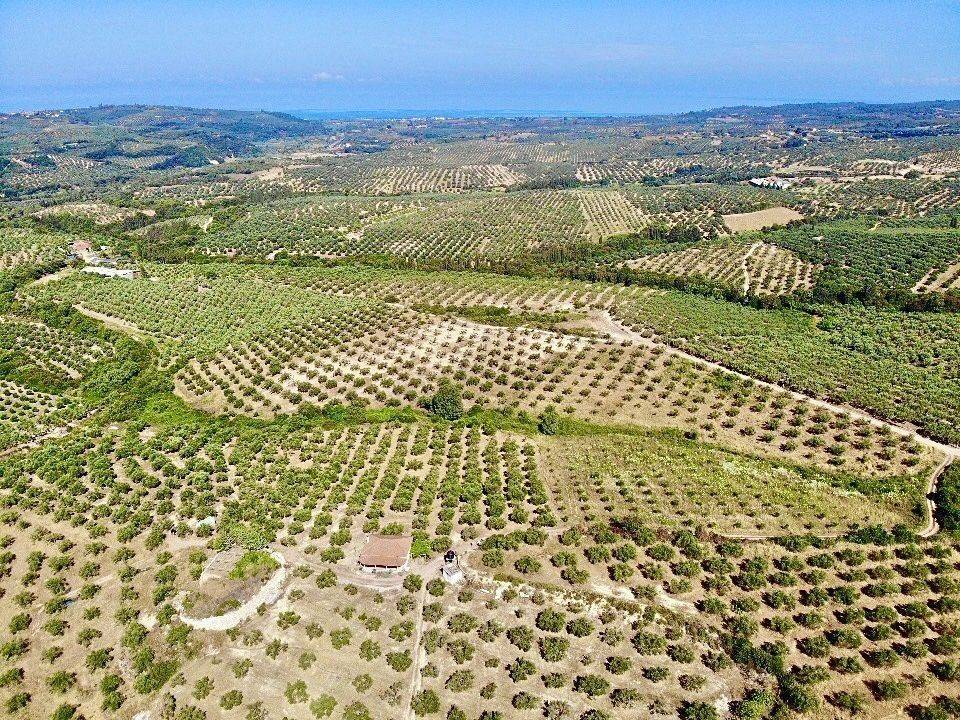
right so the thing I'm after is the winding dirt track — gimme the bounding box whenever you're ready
[175,550,287,631]
[73,304,148,339]
[921,454,954,538]
[740,241,762,295]
[591,310,959,537]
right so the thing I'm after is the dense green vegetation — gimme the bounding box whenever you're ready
[934,463,960,533]
[228,551,280,580]
[767,217,960,304]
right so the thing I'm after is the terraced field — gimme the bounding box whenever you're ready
[764,217,960,298]
[0,378,85,449]
[360,164,528,194]
[796,177,960,218]
[915,258,960,293]
[0,227,72,278]
[186,185,807,263]
[625,241,819,295]
[0,229,104,449]
[0,412,956,719]
[0,316,112,380]
[27,264,943,487]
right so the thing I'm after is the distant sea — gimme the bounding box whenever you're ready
[291,109,643,120]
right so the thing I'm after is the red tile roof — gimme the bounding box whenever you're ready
[358,535,412,568]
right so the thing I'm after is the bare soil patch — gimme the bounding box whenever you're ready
[723,206,802,233]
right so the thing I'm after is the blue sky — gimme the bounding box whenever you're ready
[1,0,958,114]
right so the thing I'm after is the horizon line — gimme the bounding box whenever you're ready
[4,97,960,121]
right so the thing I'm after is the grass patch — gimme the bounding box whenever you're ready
[541,430,924,536]
[228,551,280,581]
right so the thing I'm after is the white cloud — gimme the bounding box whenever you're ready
[312,71,345,82]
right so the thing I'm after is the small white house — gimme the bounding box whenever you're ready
[441,550,464,585]
[81,266,137,280]
[749,176,792,191]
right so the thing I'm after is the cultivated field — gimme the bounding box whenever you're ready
[625,241,819,296]
[722,207,803,233]
[1,102,959,720]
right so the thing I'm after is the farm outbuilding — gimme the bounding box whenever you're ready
[358,535,412,574]
[81,266,138,280]
[748,176,792,190]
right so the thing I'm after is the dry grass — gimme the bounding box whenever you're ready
[723,206,803,233]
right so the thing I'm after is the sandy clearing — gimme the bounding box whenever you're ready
[723,206,803,233]
[655,587,698,614]
[254,166,285,181]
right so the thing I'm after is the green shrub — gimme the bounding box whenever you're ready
[538,406,561,435]
[310,695,337,718]
[539,636,570,662]
[411,690,441,715]
[220,690,244,709]
[430,380,464,421]
[536,609,565,632]
[573,674,610,697]
[679,701,719,720]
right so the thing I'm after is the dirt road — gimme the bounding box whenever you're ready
[74,304,148,339]
[592,310,959,458]
[920,454,954,538]
[740,241,762,295]
[591,309,959,537]
[402,582,429,720]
